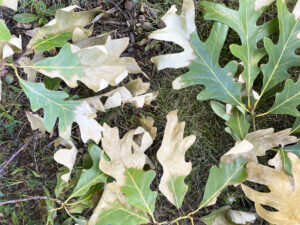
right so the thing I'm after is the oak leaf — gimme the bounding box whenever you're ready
[157,110,196,208]
[242,153,300,225]
[221,128,298,164]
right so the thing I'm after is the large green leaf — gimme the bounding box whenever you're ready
[35,44,84,80]
[96,202,149,225]
[200,0,277,102]
[67,144,107,201]
[259,79,300,117]
[258,0,300,101]
[0,20,11,41]
[19,79,79,132]
[225,108,250,140]
[173,23,244,109]
[32,32,72,51]
[121,168,157,214]
[200,157,247,209]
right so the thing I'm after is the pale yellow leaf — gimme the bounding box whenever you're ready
[157,110,196,206]
[26,112,48,136]
[149,0,196,70]
[1,0,18,10]
[241,153,300,225]
[54,139,78,182]
[127,91,158,108]
[254,0,275,10]
[221,128,298,163]
[0,36,22,59]
[60,101,103,144]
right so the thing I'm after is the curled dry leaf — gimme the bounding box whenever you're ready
[34,36,145,92]
[149,0,196,70]
[84,78,155,112]
[242,153,300,225]
[26,112,48,136]
[0,35,21,59]
[54,139,78,182]
[221,128,298,163]
[157,111,196,208]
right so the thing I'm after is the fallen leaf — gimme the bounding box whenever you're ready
[242,153,300,225]
[26,112,48,136]
[1,0,18,10]
[54,139,78,182]
[221,128,298,163]
[149,0,196,69]
[19,51,44,82]
[157,110,196,208]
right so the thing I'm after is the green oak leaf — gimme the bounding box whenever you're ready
[173,23,244,109]
[210,101,230,121]
[121,168,157,214]
[67,144,107,201]
[292,118,300,133]
[200,157,247,209]
[225,108,250,140]
[167,176,188,209]
[97,201,149,225]
[260,79,300,117]
[258,0,300,99]
[199,0,277,102]
[0,20,11,41]
[19,79,79,132]
[34,44,84,80]
[32,32,72,51]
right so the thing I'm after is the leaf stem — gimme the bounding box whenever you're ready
[0,196,62,206]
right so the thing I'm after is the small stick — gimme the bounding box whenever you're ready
[98,19,138,26]
[0,196,62,206]
[0,133,36,179]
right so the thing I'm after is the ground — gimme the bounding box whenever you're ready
[0,0,296,224]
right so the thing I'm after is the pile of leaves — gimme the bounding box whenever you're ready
[0,0,300,224]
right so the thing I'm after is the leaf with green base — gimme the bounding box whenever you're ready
[32,32,73,51]
[256,0,300,104]
[19,79,79,132]
[35,44,84,81]
[225,108,250,140]
[167,176,188,209]
[173,23,244,108]
[67,144,107,201]
[96,201,150,225]
[199,0,277,102]
[199,157,247,209]
[259,79,300,117]
[121,168,157,214]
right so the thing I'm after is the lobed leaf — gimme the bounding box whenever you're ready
[200,0,277,102]
[200,157,247,208]
[242,153,300,225]
[157,111,195,208]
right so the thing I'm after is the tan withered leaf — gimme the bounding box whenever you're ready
[34,36,145,92]
[26,112,48,136]
[157,111,196,208]
[221,128,298,163]
[149,0,196,70]
[53,139,78,182]
[242,153,300,225]
[28,6,100,48]
[0,35,21,59]
[1,0,18,10]
[19,51,44,82]
[84,78,156,112]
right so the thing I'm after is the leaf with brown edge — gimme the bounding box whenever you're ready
[221,128,298,164]
[157,111,196,208]
[242,153,300,225]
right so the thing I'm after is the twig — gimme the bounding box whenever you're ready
[0,196,62,206]
[107,1,130,20]
[0,133,37,179]
[98,19,138,26]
